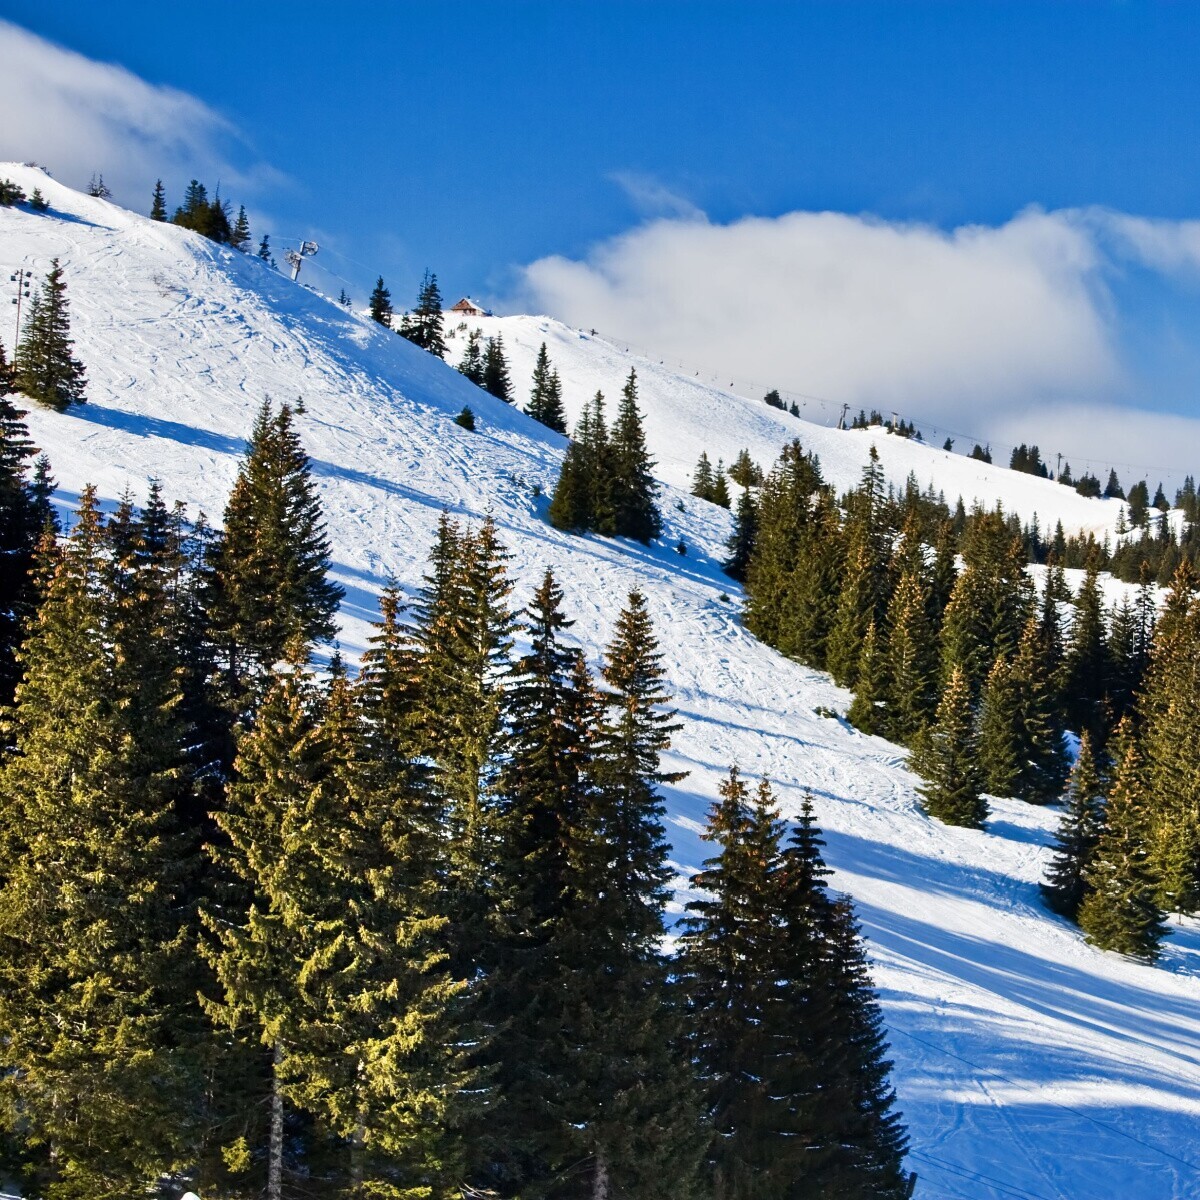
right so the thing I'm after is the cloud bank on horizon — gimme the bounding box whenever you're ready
[519,202,1200,484]
[0,20,281,205]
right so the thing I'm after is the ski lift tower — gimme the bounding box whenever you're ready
[284,240,319,282]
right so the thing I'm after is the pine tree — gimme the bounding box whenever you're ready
[525,342,567,432]
[723,484,758,582]
[939,511,1031,696]
[86,173,111,199]
[1062,558,1112,744]
[0,488,207,1194]
[0,372,48,709]
[208,400,344,708]
[230,205,252,252]
[977,655,1019,798]
[400,270,447,358]
[549,392,613,536]
[457,329,485,385]
[848,619,887,735]
[884,553,938,746]
[482,335,513,402]
[1043,733,1105,921]
[14,258,87,411]
[475,571,688,1197]
[369,276,393,327]
[257,233,272,263]
[28,187,48,212]
[710,466,731,509]
[608,370,661,541]
[1008,615,1070,803]
[150,178,167,220]
[1078,738,1165,959]
[679,767,787,1199]
[337,288,352,308]
[691,451,716,500]
[911,666,987,828]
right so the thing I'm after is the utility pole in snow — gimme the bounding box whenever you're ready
[837,402,849,430]
[9,268,31,355]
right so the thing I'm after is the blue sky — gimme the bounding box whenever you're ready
[5,2,1200,480]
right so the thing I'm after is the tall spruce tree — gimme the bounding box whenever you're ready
[457,328,485,385]
[911,665,987,828]
[482,335,513,403]
[369,276,393,327]
[230,205,252,252]
[723,484,758,582]
[847,619,887,735]
[208,400,344,712]
[1078,737,1165,959]
[1042,733,1105,921]
[525,342,567,433]
[150,178,167,220]
[1062,558,1112,745]
[608,369,661,542]
[14,259,87,411]
[0,372,49,708]
[692,451,716,500]
[0,488,207,1196]
[884,531,938,745]
[400,270,448,358]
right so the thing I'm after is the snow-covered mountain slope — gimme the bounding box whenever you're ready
[450,313,1136,540]
[4,165,1199,1200]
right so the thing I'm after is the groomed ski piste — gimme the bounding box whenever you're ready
[3,165,1198,1200]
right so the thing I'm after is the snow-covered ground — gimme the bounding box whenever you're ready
[3,165,1199,1200]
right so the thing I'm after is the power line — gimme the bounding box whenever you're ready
[908,1150,1064,1200]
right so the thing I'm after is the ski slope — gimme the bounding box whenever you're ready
[3,165,1198,1200]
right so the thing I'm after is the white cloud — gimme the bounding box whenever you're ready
[608,172,706,222]
[0,20,282,205]
[519,206,1122,437]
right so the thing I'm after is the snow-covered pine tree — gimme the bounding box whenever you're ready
[14,258,87,411]
[400,270,447,358]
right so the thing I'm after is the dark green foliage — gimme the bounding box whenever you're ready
[1061,559,1112,745]
[230,205,252,252]
[1078,738,1165,959]
[847,619,886,735]
[607,370,662,541]
[0,369,50,708]
[1043,733,1105,920]
[337,288,352,307]
[911,666,987,828]
[723,484,758,582]
[1009,444,1049,477]
[692,451,715,499]
[208,400,344,708]
[14,259,87,411]
[150,178,167,220]
[86,173,111,199]
[257,233,272,263]
[525,342,567,432]
[939,510,1031,695]
[764,388,785,409]
[1104,469,1125,500]
[370,276,393,326]
[482,334,513,403]
[977,655,1019,797]
[884,523,938,744]
[0,488,208,1196]
[0,179,26,206]
[457,328,485,384]
[454,405,476,430]
[680,775,912,1199]
[710,465,731,509]
[728,449,763,487]
[172,179,234,243]
[970,443,992,463]
[399,270,447,358]
[28,187,48,212]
